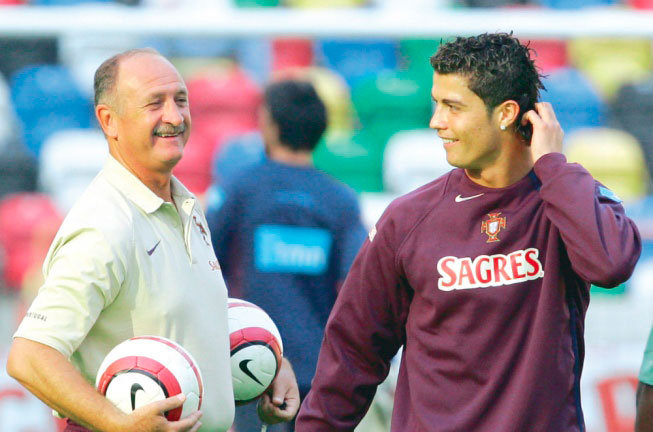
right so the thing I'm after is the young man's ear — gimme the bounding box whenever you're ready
[96,103,118,140]
[496,99,521,130]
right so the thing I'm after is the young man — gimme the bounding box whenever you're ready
[206,79,366,431]
[636,326,653,432]
[6,49,299,432]
[295,33,642,431]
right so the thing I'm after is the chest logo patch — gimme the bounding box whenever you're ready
[193,215,210,246]
[481,212,506,243]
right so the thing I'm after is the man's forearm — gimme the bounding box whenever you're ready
[7,337,128,432]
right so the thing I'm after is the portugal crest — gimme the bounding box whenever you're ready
[481,212,506,243]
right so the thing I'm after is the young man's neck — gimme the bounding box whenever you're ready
[266,142,313,167]
[465,138,534,189]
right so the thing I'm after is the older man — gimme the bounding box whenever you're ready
[7,48,299,432]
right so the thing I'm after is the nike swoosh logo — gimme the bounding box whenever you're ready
[239,359,263,386]
[455,193,485,202]
[147,240,161,256]
[130,383,144,411]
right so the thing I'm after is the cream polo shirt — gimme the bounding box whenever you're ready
[15,156,234,431]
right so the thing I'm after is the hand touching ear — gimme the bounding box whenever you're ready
[521,102,564,164]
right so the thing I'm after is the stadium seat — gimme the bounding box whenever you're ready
[351,69,432,146]
[610,77,653,188]
[10,65,94,156]
[315,39,398,87]
[627,0,653,8]
[536,0,619,8]
[540,67,606,135]
[177,64,262,194]
[174,125,222,196]
[567,38,652,100]
[185,63,261,153]
[383,129,451,195]
[398,38,442,84]
[313,130,385,193]
[525,39,568,73]
[271,39,314,73]
[30,0,111,5]
[596,375,638,432]
[232,0,280,6]
[564,127,649,203]
[285,0,366,7]
[38,128,108,213]
[0,193,62,291]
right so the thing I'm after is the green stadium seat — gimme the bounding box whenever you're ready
[313,130,385,193]
[351,69,432,146]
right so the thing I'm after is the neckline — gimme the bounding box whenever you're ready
[456,167,538,195]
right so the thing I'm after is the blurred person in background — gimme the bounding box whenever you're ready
[296,32,641,432]
[6,48,299,432]
[637,325,653,432]
[206,79,366,431]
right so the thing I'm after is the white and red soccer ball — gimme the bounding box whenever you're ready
[228,298,283,404]
[95,336,203,420]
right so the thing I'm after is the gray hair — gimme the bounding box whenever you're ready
[93,47,161,108]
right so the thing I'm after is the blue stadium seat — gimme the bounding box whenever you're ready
[315,39,398,87]
[536,0,619,8]
[540,67,606,135]
[10,65,94,156]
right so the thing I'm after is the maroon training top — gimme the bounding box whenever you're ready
[296,153,641,432]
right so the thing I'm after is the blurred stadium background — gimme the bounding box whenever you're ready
[0,0,653,431]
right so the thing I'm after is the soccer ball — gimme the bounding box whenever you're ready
[228,298,283,404]
[95,336,203,421]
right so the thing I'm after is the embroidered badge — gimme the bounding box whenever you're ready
[193,215,210,246]
[481,212,506,243]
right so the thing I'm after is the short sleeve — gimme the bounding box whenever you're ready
[14,227,127,358]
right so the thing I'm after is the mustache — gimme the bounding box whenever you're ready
[153,123,187,136]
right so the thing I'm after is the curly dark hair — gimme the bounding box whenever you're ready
[430,32,545,140]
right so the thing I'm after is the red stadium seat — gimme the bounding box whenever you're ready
[272,39,314,72]
[0,193,62,291]
[526,39,569,73]
[628,0,653,8]
[179,65,262,194]
[173,126,218,196]
[596,375,638,432]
